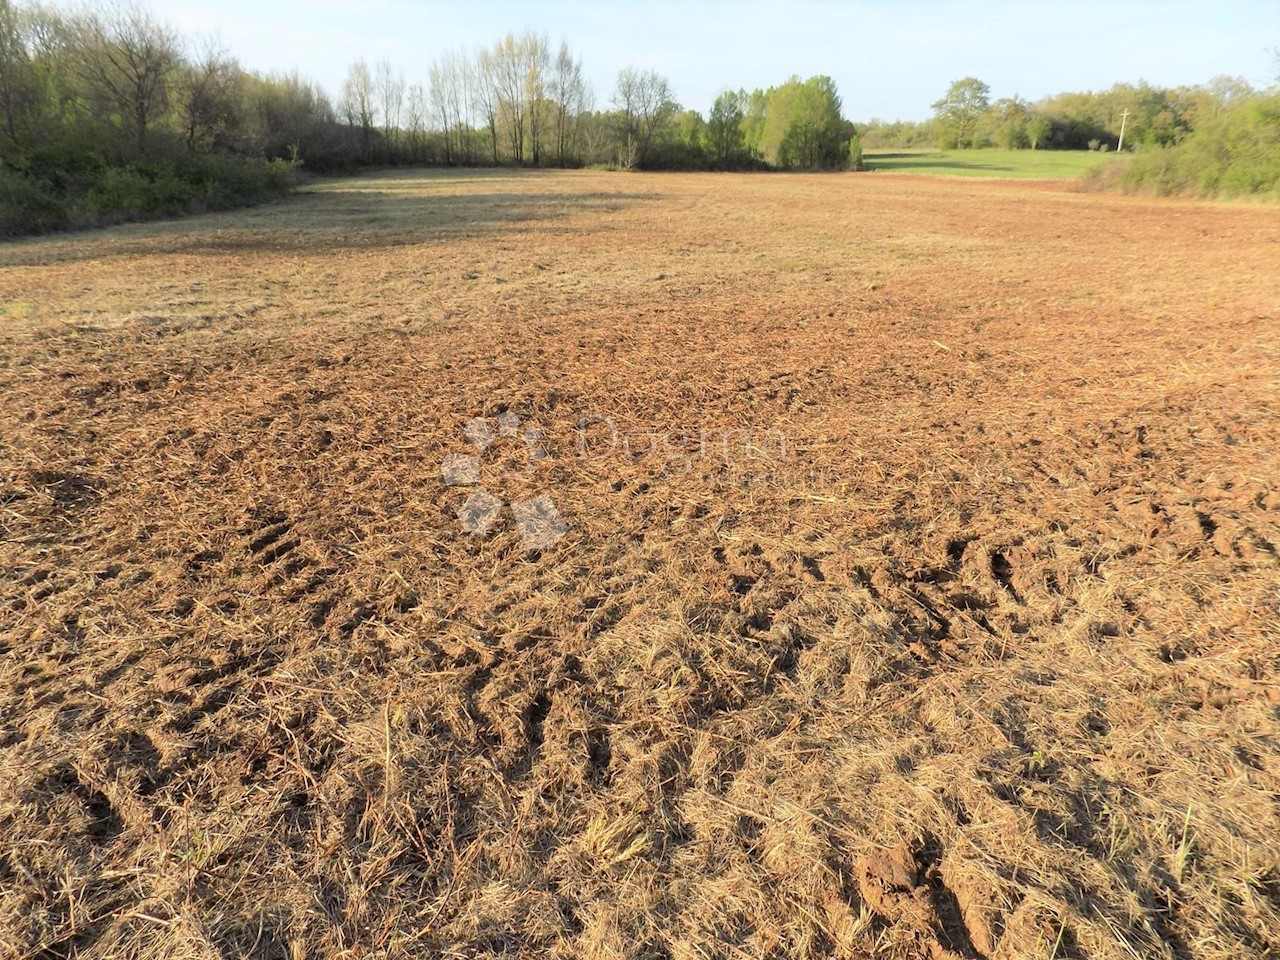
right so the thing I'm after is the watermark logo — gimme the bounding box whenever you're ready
[441,412,568,550]
[441,412,811,552]
[576,415,788,475]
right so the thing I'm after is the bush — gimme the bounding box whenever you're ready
[0,169,70,237]
[1086,93,1280,199]
[1,155,298,238]
[848,135,864,171]
[77,168,185,223]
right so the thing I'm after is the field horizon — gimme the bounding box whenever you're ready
[2,168,1279,960]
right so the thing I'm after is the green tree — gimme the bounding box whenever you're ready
[856,118,933,149]
[779,75,847,168]
[932,77,991,149]
[752,78,794,163]
[0,0,39,156]
[743,75,850,169]
[741,87,766,153]
[706,89,747,168]
[676,108,705,148]
[1026,113,1052,150]
[986,96,1029,149]
[847,133,863,170]
[1108,90,1280,197]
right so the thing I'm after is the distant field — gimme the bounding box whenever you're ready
[864,148,1121,179]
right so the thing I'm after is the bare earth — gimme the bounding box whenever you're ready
[2,169,1279,960]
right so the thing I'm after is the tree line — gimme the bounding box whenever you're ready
[867,73,1280,198]
[0,0,867,235]
[861,75,1269,153]
[3,0,1277,236]
[330,42,857,172]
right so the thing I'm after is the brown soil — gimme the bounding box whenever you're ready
[1,169,1279,959]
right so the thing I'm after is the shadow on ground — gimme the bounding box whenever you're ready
[0,169,667,264]
[863,154,1017,174]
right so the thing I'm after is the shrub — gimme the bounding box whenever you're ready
[0,169,70,237]
[1,155,299,238]
[1087,93,1280,199]
[848,134,864,171]
[78,168,178,224]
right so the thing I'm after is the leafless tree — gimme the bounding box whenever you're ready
[256,70,336,163]
[429,52,459,164]
[71,3,181,156]
[489,33,527,163]
[524,33,549,165]
[453,51,475,164]
[179,38,239,152]
[375,58,403,162]
[613,66,675,169]
[475,47,500,163]
[445,50,470,163]
[551,40,587,166]
[406,82,426,163]
[339,58,375,160]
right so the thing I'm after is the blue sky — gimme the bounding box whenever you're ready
[148,1,1277,119]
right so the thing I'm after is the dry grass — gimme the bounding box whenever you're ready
[1,168,1279,960]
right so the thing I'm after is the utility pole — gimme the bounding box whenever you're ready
[1117,109,1130,152]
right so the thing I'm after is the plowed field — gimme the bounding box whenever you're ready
[2,169,1279,960]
